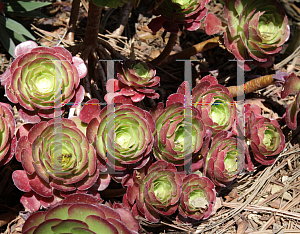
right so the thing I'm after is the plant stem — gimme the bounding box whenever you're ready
[82,0,102,59]
[162,36,220,65]
[227,74,274,97]
[66,0,80,42]
[150,33,177,66]
[109,2,132,45]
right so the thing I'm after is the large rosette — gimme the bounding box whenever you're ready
[12,118,109,211]
[0,41,86,123]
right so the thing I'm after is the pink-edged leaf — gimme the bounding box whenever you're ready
[21,149,35,175]
[166,93,184,107]
[18,108,41,124]
[14,41,38,57]
[106,218,131,234]
[106,79,123,92]
[22,211,47,233]
[204,13,223,35]
[20,191,41,212]
[72,56,87,78]
[38,107,64,119]
[71,85,85,108]
[131,93,145,102]
[27,121,48,143]
[281,73,300,98]
[86,118,100,144]
[53,46,72,62]
[97,173,111,191]
[115,208,140,232]
[29,175,53,197]
[79,99,101,124]
[12,170,31,192]
[63,193,99,204]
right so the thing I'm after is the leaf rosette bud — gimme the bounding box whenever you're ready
[105,60,160,104]
[204,131,244,187]
[192,76,236,134]
[178,174,216,221]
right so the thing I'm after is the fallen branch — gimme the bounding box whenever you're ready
[227,74,274,97]
[161,36,220,65]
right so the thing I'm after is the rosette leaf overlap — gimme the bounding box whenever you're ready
[204,131,244,187]
[22,193,139,234]
[148,0,209,33]
[179,174,216,221]
[0,103,16,166]
[105,60,160,104]
[153,101,205,166]
[83,99,155,173]
[205,0,290,70]
[0,41,87,123]
[192,76,236,134]
[245,104,285,166]
[12,118,107,212]
[133,161,183,222]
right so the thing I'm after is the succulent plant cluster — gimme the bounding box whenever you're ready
[0,0,293,228]
[205,0,290,70]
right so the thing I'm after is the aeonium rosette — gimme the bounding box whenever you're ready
[127,160,183,222]
[281,73,300,130]
[0,103,16,166]
[12,118,109,212]
[152,101,205,166]
[22,193,139,234]
[80,99,155,180]
[204,131,245,187]
[105,60,160,104]
[178,174,216,221]
[148,0,209,33]
[205,0,290,71]
[245,104,285,166]
[192,76,236,134]
[0,41,87,123]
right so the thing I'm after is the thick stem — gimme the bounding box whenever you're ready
[227,75,274,97]
[66,0,81,42]
[83,0,102,57]
[150,33,177,66]
[109,2,132,45]
[162,36,220,65]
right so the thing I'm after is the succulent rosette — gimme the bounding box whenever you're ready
[152,101,205,166]
[131,160,183,222]
[148,0,209,33]
[245,104,285,166]
[281,73,300,130]
[0,41,87,123]
[178,174,216,221]
[12,118,109,212]
[204,131,245,187]
[105,60,160,104]
[81,99,155,174]
[0,103,16,166]
[192,76,236,134]
[22,193,139,234]
[206,0,290,70]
